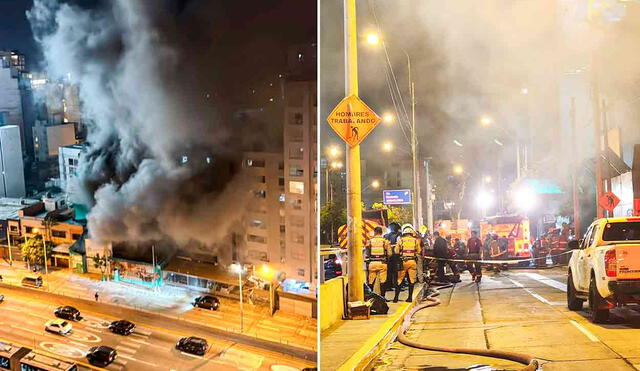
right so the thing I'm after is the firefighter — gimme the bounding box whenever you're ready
[365,227,392,297]
[394,224,422,303]
[384,222,402,296]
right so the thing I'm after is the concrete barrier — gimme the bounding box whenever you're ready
[320,275,346,331]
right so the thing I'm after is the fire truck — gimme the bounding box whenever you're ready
[480,215,532,260]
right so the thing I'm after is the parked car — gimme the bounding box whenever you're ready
[193,295,220,311]
[21,276,43,288]
[86,346,117,366]
[45,319,72,335]
[176,336,208,356]
[567,217,640,323]
[109,320,136,336]
[324,254,343,280]
[54,306,82,321]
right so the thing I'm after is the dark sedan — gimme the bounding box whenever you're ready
[108,320,136,336]
[54,306,82,321]
[176,336,208,356]
[86,346,117,366]
[193,295,220,311]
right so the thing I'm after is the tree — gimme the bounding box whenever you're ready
[371,203,413,225]
[92,253,112,281]
[21,235,52,266]
[320,201,347,244]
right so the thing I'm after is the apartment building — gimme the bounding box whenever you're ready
[0,125,26,197]
[242,152,285,270]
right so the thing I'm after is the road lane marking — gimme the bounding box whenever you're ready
[128,338,150,345]
[569,320,600,342]
[116,345,138,354]
[180,351,205,359]
[518,272,567,292]
[69,340,90,349]
[508,278,564,306]
[117,353,158,367]
[122,341,142,348]
[82,327,102,333]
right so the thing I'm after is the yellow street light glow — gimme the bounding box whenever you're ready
[382,141,393,152]
[327,145,340,158]
[383,113,394,123]
[366,33,380,45]
[371,180,380,189]
[331,161,343,169]
[230,263,243,274]
[33,228,39,234]
[480,116,492,127]
[453,165,464,175]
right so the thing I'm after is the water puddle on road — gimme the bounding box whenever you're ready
[371,352,507,371]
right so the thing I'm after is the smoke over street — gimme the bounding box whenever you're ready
[27,0,254,256]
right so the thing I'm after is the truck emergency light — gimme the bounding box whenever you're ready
[605,249,617,277]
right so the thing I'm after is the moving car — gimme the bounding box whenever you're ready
[176,336,208,355]
[21,276,43,288]
[45,319,73,335]
[54,306,82,321]
[193,295,220,311]
[86,346,117,366]
[567,217,640,323]
[109,320,136,335]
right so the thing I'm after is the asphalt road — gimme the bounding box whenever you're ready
[374,267,640,370]
[0,285,314,371]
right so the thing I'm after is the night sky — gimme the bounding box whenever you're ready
[0,0,316,88]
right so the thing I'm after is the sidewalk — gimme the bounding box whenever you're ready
[320,285,423,370]
[0,262,317,353]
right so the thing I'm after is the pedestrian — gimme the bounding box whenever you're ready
[94,292,99,302]
[384,222,402,297]
[365,227,392,298]
[394,224,421,303]
[490,235,505,273]
[434,231,460,283]
[467,231,483,283]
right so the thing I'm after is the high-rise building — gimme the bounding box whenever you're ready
[0,126,25,197]
[282,76,317,286]
[0,53,24,128]
[242,152,285,270]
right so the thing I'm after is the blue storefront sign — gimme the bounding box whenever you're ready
[383,189,412,205]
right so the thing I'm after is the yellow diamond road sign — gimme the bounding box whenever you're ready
[327,95,381,147]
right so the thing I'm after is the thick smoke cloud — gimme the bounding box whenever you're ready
[27,0,254,258]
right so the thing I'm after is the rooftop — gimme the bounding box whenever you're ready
[0,198,39,220]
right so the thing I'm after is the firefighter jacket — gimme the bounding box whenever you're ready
[397,235,421,260]
[365,236,391,262]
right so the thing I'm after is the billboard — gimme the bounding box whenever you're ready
[383,189,411,205]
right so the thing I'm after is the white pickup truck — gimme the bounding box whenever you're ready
[567,217,640,323]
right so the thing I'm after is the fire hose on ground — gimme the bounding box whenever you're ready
[396,283,539,371]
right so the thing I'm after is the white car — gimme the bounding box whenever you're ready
[45,319,73,335]
[567,217,640,323]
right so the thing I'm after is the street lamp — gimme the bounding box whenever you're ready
[453,165,464,175]
[230,263,244,333]
[476,191,494,218]
[371,179,380,189]
[365,32,380,46]
[383,112,394,123]
[483,175,492,184]
[382,141,393,152]
[330,161,343,169]
[480,116,492,127]
[327,145,340,159]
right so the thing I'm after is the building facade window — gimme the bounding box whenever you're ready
[289,165,303,177]
[247,234,267,244]
[52,230,67,238]
[289,181,304,194]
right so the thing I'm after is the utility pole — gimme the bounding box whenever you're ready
[411,82,421,228]
[344,0,364,302]
[592,53,604,219]
[571,97,581,237]
[424,159,433,232]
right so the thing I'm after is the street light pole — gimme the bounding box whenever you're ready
[344,0,364,302]
[238,268,244,333]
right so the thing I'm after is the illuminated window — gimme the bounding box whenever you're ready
[247,159,265,168]
[289,181,304,194]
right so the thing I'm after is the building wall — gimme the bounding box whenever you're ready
[20,217,84,246]
[33,123,76,162]
[283,80,317,284]
[0,65,23,128]
[242,152,285,270]
[0,126,25,197]
[59,145,83,195]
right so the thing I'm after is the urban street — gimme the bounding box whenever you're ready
[375,267,640,370]
[0,283,314,370]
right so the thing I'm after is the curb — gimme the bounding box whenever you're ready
[0,282,317,362]
[336,286,424,371]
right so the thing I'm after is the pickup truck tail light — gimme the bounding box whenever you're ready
[605,249,617,277]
